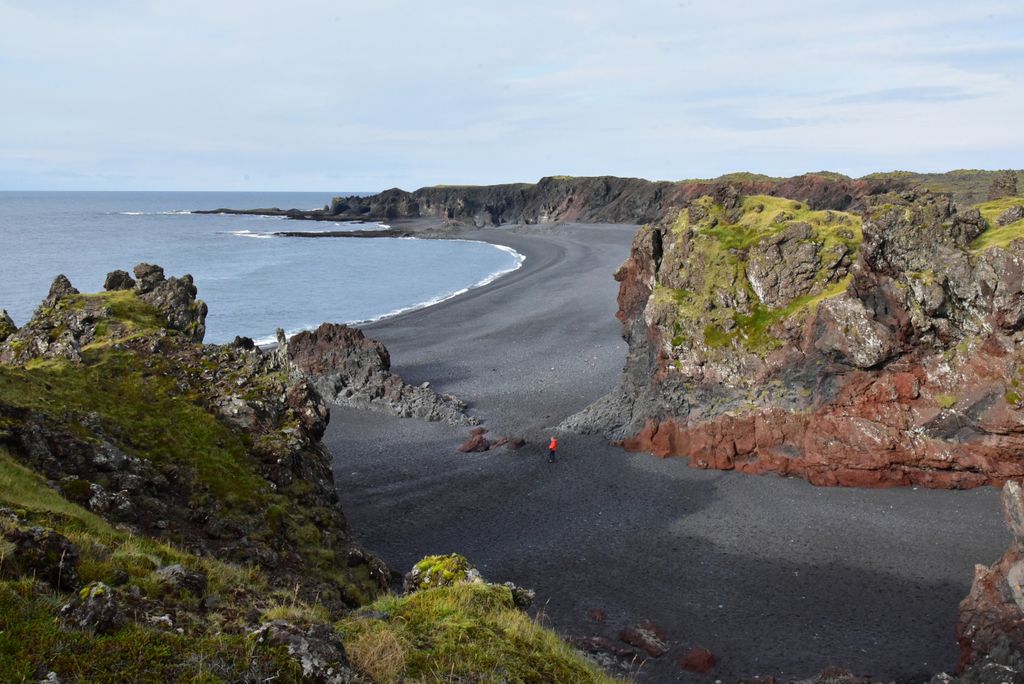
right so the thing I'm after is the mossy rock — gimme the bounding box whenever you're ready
[403,554,481,592]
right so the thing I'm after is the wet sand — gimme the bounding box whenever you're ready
[323,222,1008,682]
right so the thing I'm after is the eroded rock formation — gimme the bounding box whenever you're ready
[567,187,1024,488]
[957,481,1024,670]
[287,322,476,425]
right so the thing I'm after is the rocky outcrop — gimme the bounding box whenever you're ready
[0,267,387,607]
[0,266,208,365]
[567,187,1024,488]
[989,170,1020,201]
[957,481,1024,669]
[287,322,476,425]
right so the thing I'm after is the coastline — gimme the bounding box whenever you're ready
[323,221,1009,681]
[252,224,527,346]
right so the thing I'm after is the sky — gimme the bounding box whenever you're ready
[1,1,1022,191]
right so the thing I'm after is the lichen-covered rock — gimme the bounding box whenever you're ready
[250,620,357,683]
[132,263,208,342]
[42,274,79,308]
[287,323,476,426]
[156,564,208,596]
[403,554,483,592]
[988,170,1020,201]
[1,526,79,591]
[998,204,1024,227]
[59,582,125,634]
[103,269,136,291]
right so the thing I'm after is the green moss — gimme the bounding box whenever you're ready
[339,584,615,683]
[409,554,473,590]
[661,194,860,357]
[1005,391,1021,406]
[936,393,958,410]
[969,197,1024,252]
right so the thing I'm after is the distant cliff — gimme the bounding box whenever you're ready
[326,173,899,226]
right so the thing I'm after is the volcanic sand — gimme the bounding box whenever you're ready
[324,222,1008,682]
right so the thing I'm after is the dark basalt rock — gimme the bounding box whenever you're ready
[988,170,1020,201]
[250,620,357,683]
[998,204,1024,227]
[103,269,135,291]
[1,526,80,591]
[42,274,79,308]
[287,322,476,426]
[60,582,126,634]
[0,309,15,343]
[156,564,208,597]
[132,264,208,342]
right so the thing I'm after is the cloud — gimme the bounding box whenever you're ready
[0,0,1021,189]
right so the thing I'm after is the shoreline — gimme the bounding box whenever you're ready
[252,225,527,346]
[323,221,1009,681]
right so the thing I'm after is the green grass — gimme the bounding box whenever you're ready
[0,349,266,508]
[0,579,301,683]
[969,197,1024,252]
[935,393,958,410]
[339,583,619,683]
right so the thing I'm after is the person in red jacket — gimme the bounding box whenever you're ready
[548,436,558,463]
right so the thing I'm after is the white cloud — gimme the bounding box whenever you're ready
[0,0,1021,189]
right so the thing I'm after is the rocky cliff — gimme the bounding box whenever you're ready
[325,173,895,227]
[0,266,612,682]
[566,187,1024,488]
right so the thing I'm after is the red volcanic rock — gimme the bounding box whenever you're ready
[588,608,607,623]
[619,620,668,657]
[488,436,508,450]
[621,345,1024,490]
[957,481,1024,668]
[457,434,491,453]
[470,427,488,437]
[678,647,716,673]
[506,437,526,450]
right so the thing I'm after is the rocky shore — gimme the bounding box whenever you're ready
[0,265,611,682]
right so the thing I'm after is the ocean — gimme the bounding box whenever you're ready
[0,192,524,345]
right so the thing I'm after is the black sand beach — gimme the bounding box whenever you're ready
[325,222,1009,682]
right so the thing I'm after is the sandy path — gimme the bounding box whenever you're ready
[324,223,1008,682]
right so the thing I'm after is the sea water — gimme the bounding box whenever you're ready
[0,192,524,344]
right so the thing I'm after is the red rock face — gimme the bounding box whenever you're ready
[623,347,1024,489]
[957,481,1024,666]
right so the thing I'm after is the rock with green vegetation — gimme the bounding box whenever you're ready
[339,582,616,683]
[404,553,482,592]
[0,310,15,344]
[568,185,1024,489]
[1,524,79,591]
[0,265,389,609]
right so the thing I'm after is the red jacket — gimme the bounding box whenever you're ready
[549,438,558,451]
